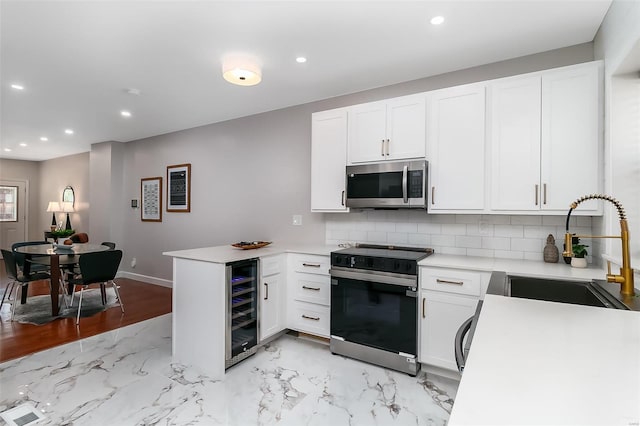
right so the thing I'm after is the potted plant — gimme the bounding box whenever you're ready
[50,229,75,244]
[571,241,588,268]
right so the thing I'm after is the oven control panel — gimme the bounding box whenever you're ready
[331,253,418,276]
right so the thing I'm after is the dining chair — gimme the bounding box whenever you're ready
[101,242,116,249]
[12,241,50,274]
[68,249,124,324]
[1,249,51,320]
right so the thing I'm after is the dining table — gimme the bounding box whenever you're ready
[14,243,110,316]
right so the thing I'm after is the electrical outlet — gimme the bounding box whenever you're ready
[479,221,490,235]
[131,257,137,268]
[292,215,302,226]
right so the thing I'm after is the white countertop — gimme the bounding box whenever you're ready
[163,242,338,263]
[420,253,606,281]
[448,294,640,425]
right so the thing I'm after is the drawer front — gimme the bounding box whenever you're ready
[293,273,330,305]
[292,301,330,337]
[422,268,483,296]
[261,255,283,277]
[292,254,330,276]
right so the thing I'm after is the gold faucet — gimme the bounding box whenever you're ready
[562,194,635,296]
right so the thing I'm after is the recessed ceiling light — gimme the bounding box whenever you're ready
[10,83,24,90]
[126,88,142,96]
[296,57,307,63]
[64,129,74,135]
[120,110,132,117]
[3,148,12,152]
[19,142,27,147]
[40,137,48,141]
[430,16,445,25]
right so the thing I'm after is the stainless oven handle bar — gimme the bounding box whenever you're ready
[330,267,417,287]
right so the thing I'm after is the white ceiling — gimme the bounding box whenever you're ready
[0,0,612,161]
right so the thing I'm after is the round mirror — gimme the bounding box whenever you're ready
[62,186,75,207]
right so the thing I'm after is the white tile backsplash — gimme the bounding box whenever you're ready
[325,212,594,260]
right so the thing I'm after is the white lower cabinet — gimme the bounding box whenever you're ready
[259,255,285,342]
[287,253,331,338]
[419,267,488,371]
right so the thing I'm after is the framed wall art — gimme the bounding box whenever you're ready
[141,177,162,222]
[167,163,191,212]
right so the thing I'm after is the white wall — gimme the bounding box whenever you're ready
[593,0,640,269]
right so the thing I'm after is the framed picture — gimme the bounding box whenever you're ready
[167,163,191,212]
[141,177,162,222]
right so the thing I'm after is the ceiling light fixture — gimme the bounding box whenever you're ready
[222,56,262,86]
[296,57,307,63]
[40,137,48,141]
[64,129,74,135]
[10,84,24,90]
[19,143,27,147]
[3,148,12,152]
[430,16,445,25]
[121,110,132,117]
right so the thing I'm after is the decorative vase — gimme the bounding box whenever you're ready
[571,257,587,268]
[543,234,559,263]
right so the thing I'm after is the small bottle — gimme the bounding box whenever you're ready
[543,234,559,263]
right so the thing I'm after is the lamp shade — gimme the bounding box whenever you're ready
[62,202,75,213]
[46,201,61,212]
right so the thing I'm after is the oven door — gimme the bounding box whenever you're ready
[330,268,418,356]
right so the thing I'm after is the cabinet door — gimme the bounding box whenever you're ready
[428,84,486,211]
[348,101,387,163]
[419,291,478,371]
[386,94,426,160]
[260,274,282,341]
[490,76,542,210]
[311,108,349,212]
[541,64,601,212]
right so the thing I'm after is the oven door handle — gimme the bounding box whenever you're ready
[330,268,417,288]
[455,316,474,373]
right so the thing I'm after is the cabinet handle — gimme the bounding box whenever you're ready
[302,314,320,321]
[543,183,547,205]
[381,139,385,157]
[431,187,435,205]
[422,297,426,318]
[341,190,345,206]
[535,184,539,206]
[386,139,390,156]
[302,263,321,268]
[264,282,269,300]
[302,285,321,291]
[436,279,464,286]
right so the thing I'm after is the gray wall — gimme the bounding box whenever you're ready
[109,43,595,282]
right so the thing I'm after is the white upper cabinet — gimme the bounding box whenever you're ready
[490,76,542,210]
[541,64,601,212]
[311,108,349,212]
[490,62,602,213]
[348,93,425,164]
[427,83,486,211]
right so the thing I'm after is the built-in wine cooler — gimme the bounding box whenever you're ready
[225,258,259,368]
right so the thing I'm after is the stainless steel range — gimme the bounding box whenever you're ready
[329,244,434,375]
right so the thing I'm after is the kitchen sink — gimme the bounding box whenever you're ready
[509,277,615,308]
[487,272,632,310]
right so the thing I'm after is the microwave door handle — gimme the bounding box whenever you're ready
[402,165,408,203]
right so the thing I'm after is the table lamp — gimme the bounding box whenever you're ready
[62,202,74,230]
[46,201,61,231]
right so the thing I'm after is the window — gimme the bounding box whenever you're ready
[0,186,18,222]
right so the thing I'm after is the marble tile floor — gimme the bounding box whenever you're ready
[0,314,458,425]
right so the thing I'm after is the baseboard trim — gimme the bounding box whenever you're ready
[117,271,173,288]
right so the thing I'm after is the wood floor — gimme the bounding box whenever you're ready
[0,264,172,363]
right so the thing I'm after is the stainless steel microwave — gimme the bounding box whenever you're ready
[345,160,427,209]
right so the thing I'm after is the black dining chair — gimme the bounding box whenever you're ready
[12,241,50,274]
[1,249,51,320]
[68,249,124,324]
[101,242,116,250]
